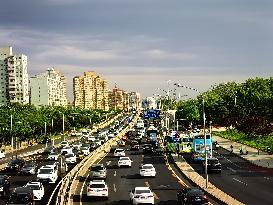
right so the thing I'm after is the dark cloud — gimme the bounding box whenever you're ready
[0,0,273,100]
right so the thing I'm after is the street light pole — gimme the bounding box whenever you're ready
[62,114,65,141]
[174,83,208,188]
[10,114,13,159]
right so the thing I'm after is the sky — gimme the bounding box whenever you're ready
[0,0,272,101]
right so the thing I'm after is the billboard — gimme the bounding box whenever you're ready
[143,109,161,119]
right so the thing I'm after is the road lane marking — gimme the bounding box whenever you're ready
[106,160,111,166]
[153,192,159,200]
[114,183,117,192]
[227,167,236,173]
[232,178,247,186]
[114,171,117,176]
[145,181,150,187]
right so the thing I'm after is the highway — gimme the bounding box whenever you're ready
[72,144,219,205]
[183,145,273,205]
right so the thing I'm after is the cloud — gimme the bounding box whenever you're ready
[143,49,197,60]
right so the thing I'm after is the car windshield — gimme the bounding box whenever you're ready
[120,158,129,161]
[89,184,105,188]
[135,190,151,194]
[24,162,35,167]
[188,189,204,196]
[142,165,153,169]
[81,147,88,150]
[115,149,123,152]
[66,154,74,158]
[9,194,32,204]
[209,159,219,164]
[39,168,53,174]
[26,184,40,190]
[91,166,103,171]
[49,153,58,156]
[0,178,4,185]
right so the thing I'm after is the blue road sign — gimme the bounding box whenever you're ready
[143,109,161,119]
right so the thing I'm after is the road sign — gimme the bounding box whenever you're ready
[143,109,161,119]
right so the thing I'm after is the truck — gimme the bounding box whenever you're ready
[146,125,158,148]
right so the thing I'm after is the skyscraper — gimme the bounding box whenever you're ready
[30,68,67,107]
[0,47,29,106]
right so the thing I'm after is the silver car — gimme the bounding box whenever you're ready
[90,164,107,179]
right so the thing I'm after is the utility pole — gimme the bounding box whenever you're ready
[10,114,13,159]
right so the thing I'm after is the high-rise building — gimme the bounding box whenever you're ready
[30,68,67,107]
[128,92,141,110]
[0,47,29,106]
[73,71,109,110]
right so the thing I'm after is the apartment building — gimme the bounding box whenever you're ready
[30,68,67,107]
[0,47,29,106]
[73,71,109,110]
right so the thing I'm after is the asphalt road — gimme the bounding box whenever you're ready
[184,145,273,205]
[72,144,219,205]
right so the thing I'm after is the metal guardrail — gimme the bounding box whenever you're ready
[61,112,139,205]
[51,113,129,205]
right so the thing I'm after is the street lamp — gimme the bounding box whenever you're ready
[174,83,208,188]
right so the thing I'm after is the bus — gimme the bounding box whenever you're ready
[178,134,193,153]
[192,133,212,162]
[164,131,180,153]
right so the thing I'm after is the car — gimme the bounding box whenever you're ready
[108,133,115,139]
[6,187,35,205]
[6,158,25,171]
[0,175,10,197]
[130,140,140,151]
[81,146,90,155]
[60,141,69,148]
[47,152,59,161]
[43,146,56,154]
[90,142,100,150]
[203,158,222,173]
[191,152,204,163]
[114,148,125,157]
[75,150,85,160]
[129,187,154,205]
[118,157,132,167]
[117,140,126,147]
[37,165,58,184]
[142,144,154,154]
[20,161,38,175]
[0,150,5,159]
[87,180,108,198]
[139,164,156,177]
[61,146,73,155]
[65,153,77,164]
[89,164,107,179]
[72,142,82,150]
[177,187,209,205]
[24,181,44,200]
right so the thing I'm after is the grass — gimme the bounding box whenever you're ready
[213,129,273,152]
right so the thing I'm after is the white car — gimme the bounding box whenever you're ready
[108,133,115,139]
[72,142,82,150]
[65,153,77,164]
[87,180,108,199]
[47,152,59,161]
[24,181,44,200]
[0,150,5,159]
[37,165,58,184]
[81,146,90,155]
[61,146,73,155]
[140,164,156,177]
[87,135,96,142]
[114,149,125,157]
[60,141,69,148]
[129,187,154,205]
[118,157,132,167]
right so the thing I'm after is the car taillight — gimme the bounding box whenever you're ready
[148,195,153,198]
[87,188,93,192]
[203,195,208,201]
[102,188,108,191]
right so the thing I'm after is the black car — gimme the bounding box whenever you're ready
[0,175,10,197]
[20,161,38,175]
[6,187,35,205]
[43,146,56,154]
[177,188,209,205]
[6,159,25,171]
[130,140,140,151]
[203,158,222,173]
[143,144,154,154]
